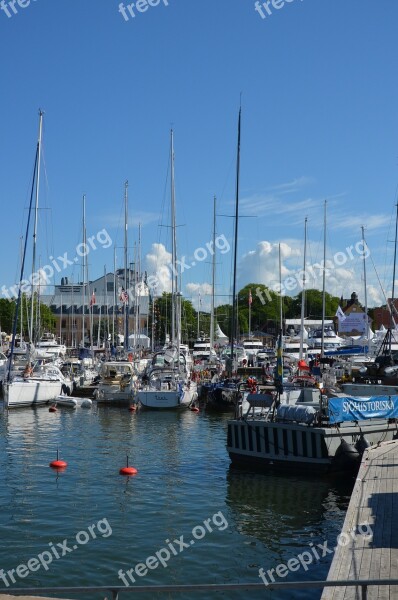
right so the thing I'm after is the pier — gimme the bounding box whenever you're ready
[321,439,398,599]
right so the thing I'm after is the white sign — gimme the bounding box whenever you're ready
[338,311,367,334]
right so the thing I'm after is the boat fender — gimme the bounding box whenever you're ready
[61,383,71,396]
[334,439,360,467]
[355,435,370,455]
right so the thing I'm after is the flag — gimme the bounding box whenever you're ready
[248,289,252,306]
[119,288,128,304]
[90,291,96,307]
[335,306,346,321]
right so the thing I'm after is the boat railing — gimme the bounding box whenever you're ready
[236,392,276,420]
[5,578,398,598]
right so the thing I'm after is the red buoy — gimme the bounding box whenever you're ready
[49,404,57,413]
[50,460,67,469]
[119,455,137,476]
[120,466,138,475]
[190,406,200,412]
[49,449,67,469]
[128,405,137,412]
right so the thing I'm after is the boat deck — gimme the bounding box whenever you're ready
[321,439,398,599]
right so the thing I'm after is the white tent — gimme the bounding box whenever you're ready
[215,324,229,346]
[128,334,150,349]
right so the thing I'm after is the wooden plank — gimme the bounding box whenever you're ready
[321,440,398,600]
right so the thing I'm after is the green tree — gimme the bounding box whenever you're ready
[286,289,340,320]
[0,298,16,333]
[154,293,198,345]
[0,294,55,338]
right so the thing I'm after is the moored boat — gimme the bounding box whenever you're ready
[96,361,137,405]
[227,392,398,474]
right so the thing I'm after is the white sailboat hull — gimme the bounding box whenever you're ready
[138,382,197,409]
[138,389,182,409]
[96,384,134,404]
[5,378,63,408]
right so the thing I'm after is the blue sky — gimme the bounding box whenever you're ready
[1,0,398,310]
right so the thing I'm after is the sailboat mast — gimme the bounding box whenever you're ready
[124,180,129,352]
[170,130,178,346]
[60,293,63,343]
[30,110,43,343]
[389,202,398,354]
[20,236,24,341]
[104,265,108,348]
[81,194,86,347]
[113,246,116,345]
[210,196,216,350]
[361,225,369,342]
[230,107,241,374]
[321,201,327,356]
[299,217,307,360]
[279,243,283,331]
[197,293,200,339]
[137,223,142,350]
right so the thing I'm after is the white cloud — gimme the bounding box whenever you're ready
[236,239,385,307]
[237,241,301,291]
[185,282,213,311]
[331,214,391,232]
[144,243,172,294]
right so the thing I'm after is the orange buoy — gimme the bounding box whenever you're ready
[119,455,137,476]
[120,466,138,475]
[49,404,57,412]
[49,449,67,469]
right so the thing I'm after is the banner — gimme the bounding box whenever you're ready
[338,311,367,334]
[328,396,398,424]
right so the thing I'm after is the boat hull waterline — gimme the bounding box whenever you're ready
[5,379,64,408]
[227,419,398,474]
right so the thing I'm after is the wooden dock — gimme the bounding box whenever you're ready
[321,439,398,599]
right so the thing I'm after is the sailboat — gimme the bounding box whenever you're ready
[137,130,197,409]
[4,111,72,409]
[206,109,242,410]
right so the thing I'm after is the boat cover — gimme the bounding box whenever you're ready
[247,393,274,408]
[276,404,317,424]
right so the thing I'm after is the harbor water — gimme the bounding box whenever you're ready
[0,405,354,599]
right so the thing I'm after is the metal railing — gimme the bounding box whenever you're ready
[4,579,398,600]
